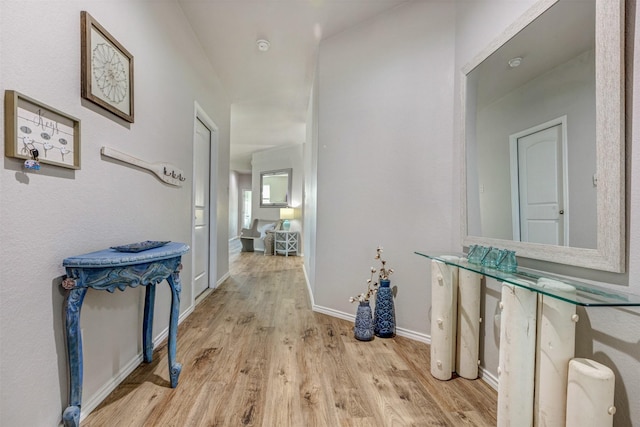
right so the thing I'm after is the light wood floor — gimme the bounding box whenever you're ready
[83,241,497,426]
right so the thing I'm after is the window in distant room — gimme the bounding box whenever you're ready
[242,190,252,229]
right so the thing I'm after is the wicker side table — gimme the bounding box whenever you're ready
[264,232,275,255]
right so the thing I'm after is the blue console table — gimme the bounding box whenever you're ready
[60,242,190,427]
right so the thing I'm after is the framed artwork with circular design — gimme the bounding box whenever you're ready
[81,11,134,123]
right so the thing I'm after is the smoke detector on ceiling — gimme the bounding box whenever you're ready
[256,39,270,52]
[508,57,523,68]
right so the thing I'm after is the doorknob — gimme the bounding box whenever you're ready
[559,210,564,214]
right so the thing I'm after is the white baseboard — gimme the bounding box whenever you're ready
[152,306,194,346]
[311,304,500,390]
[78,353,143,423]
[76,269,229,424]
[217,272,230,287]
[311,304,431,344]
[77,303,195,423]
[312,304,353,322]
[395,326,431,344]
[302,264,315,307]
[479,366,499,390]
[80,272,231,421]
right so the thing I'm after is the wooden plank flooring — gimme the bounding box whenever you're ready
[82,241,497,426]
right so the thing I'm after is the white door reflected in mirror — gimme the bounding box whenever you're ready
[513,124,566,246]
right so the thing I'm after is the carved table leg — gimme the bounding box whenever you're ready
[63,287,88,427]
[166,271,182,388]
[142,284,156,363]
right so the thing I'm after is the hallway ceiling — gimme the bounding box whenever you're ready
[178,0,409,172]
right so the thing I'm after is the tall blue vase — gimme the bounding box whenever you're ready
[374,279,396,338]
[354,301,374,341]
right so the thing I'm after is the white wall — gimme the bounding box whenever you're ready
[251,144,304,232]
[0,2,230,426]
[313,1,456,335]
[455,1,640,425]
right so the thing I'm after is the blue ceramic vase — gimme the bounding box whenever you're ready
[374,279,396,338]
[354,301,374,341]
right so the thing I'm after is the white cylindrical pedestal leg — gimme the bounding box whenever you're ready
[456,260,481,379]
[430,257,458,380]
[534,278,577,427]
[566,358,615,427]
[497,282,537,427]
[440,256,459,371]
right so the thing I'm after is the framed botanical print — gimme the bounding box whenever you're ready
[81,11,134,123]
[4,90,81,169]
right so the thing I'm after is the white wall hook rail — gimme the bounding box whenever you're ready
[101,146,185,187]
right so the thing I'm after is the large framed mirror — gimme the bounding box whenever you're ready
[260,168,292,207]
[461,0,625,272]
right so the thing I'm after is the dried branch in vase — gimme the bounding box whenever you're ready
[349,246,395,303]
[374,246,394,280]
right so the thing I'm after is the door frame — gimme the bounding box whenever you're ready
[191,101,218,305]
[509,116,569,244]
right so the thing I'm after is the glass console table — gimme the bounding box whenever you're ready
[415,251,640,307]
[416,251,637,425]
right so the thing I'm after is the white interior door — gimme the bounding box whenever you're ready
[515,124,565,245]
[194,118,211,297]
